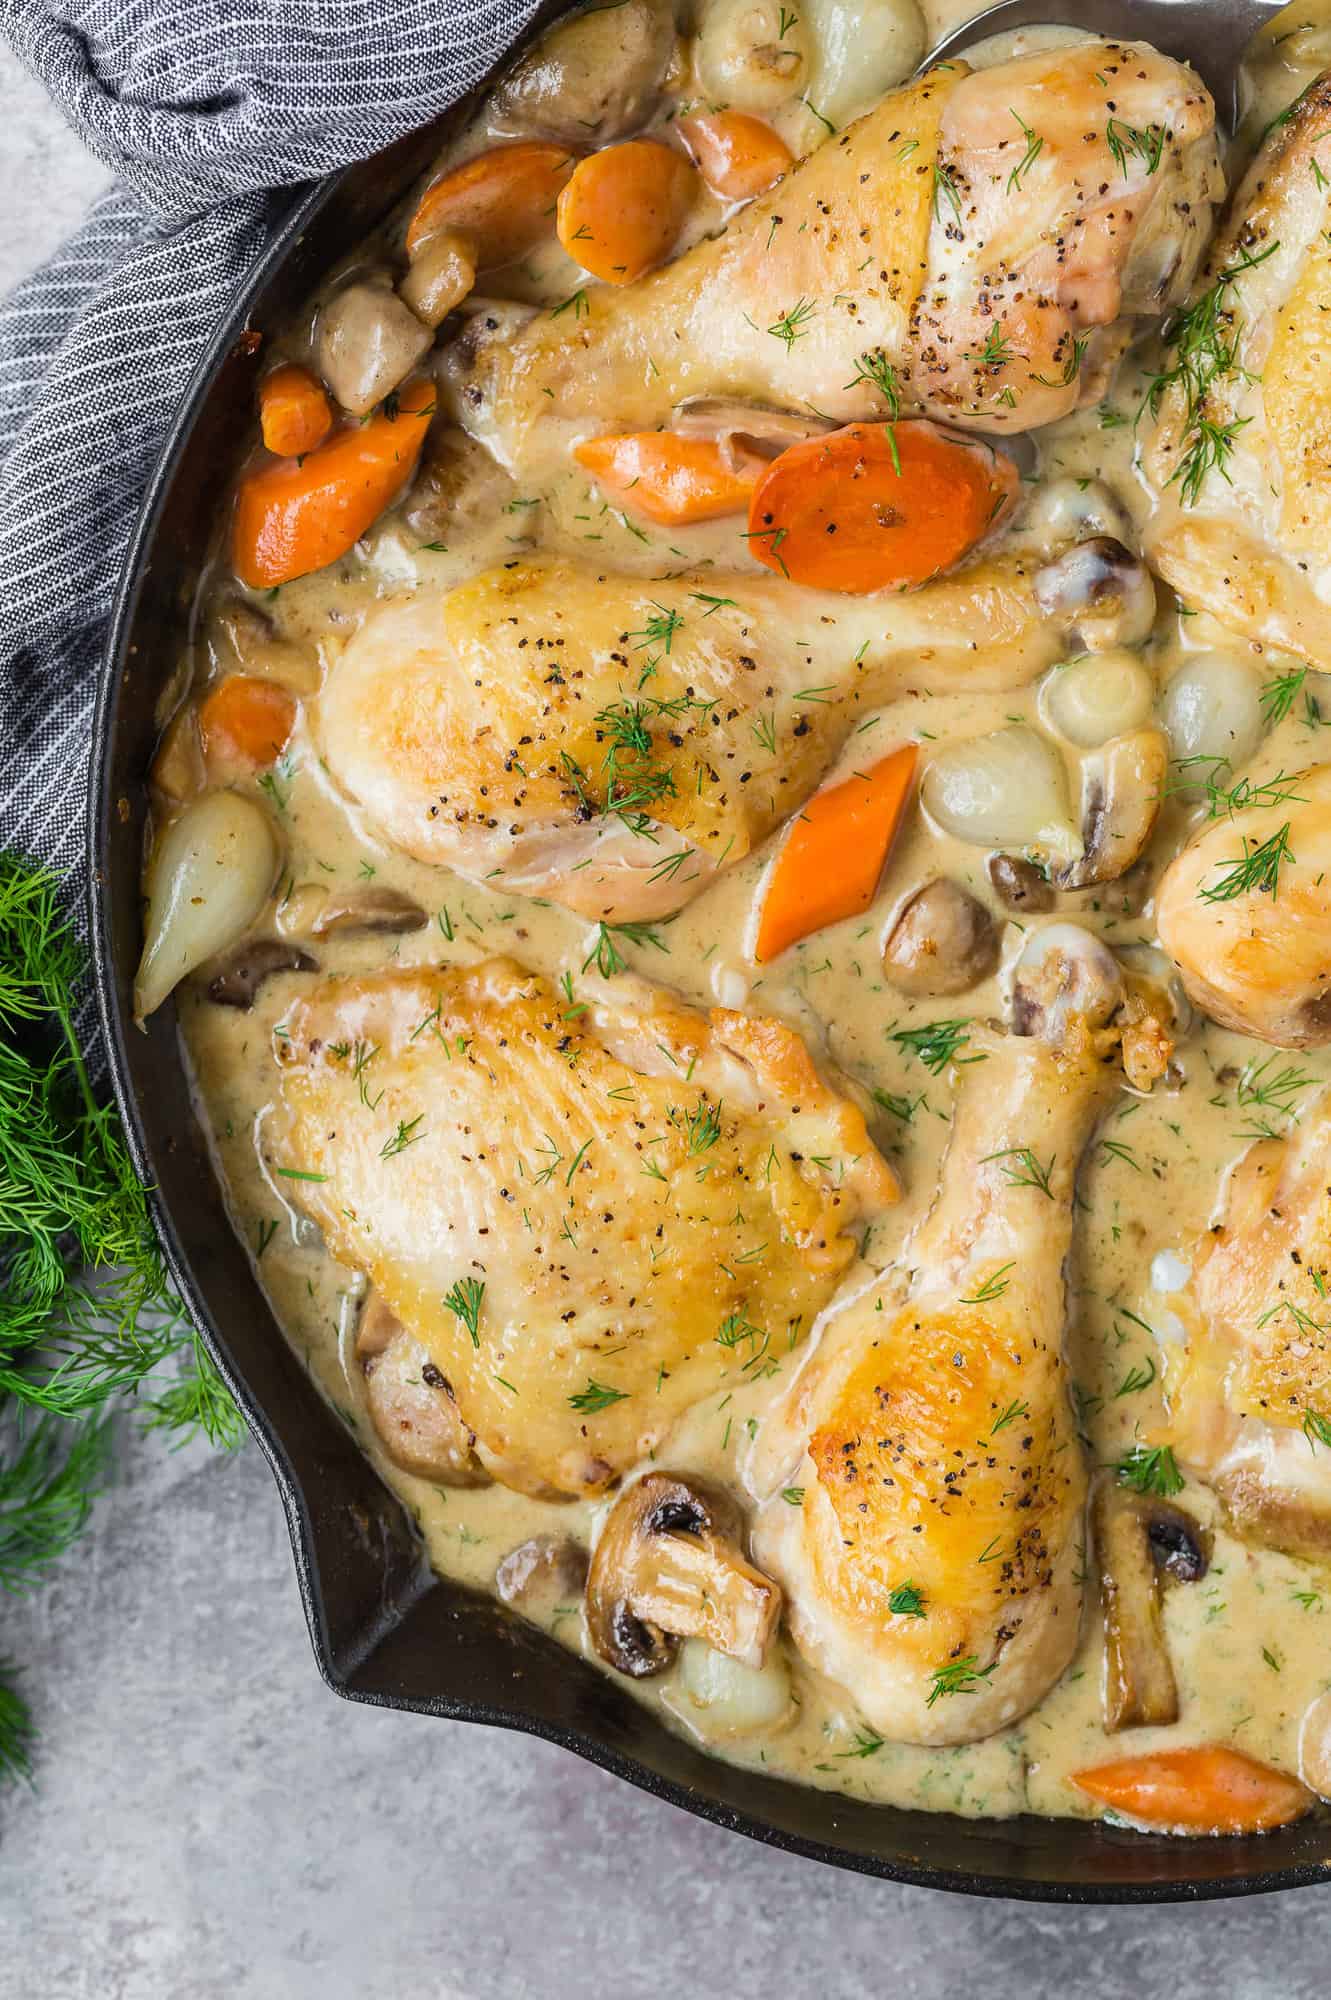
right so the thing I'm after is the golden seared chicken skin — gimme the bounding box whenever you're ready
[1168,1099,1331,1560]
[1156,764,1331,1047]
[317,534,1153,923]
[748,927,1128,1745]
[455,43,1219,482]
[1143,75,1331,669]
[272,958,898,1499]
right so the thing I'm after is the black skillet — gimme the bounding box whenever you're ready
[89,7,1331,1902]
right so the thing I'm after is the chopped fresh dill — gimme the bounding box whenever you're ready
[926,1655,996,1707]
[1197,823,1294,903]
[582,918,671,979]
[960,1264,1015,1305]
[1105,117,1166,177]
[1141,241,1279,506]
[1006,108,1043,192]
[887,1581,926,1618]
[1116,1443,1184,1496]
[981,1146,1056,1199]
[568,1378,628,1414]
[442,1277,485,1348]
[1259,664,1308,727]
[768,298,815,351]
[888,1017,982,1076]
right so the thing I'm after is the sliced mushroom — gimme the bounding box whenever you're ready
[585,1471,781,1679]
[208,938,317,1009]
[1033,537,1157,653]
[987,853,1054,914]
[883,878,998,997]
[490,0,676,145]
[150,706,206,805]
[356,1294,490,1486]
[316,281,432,418]
[495,1534,589,1613]
[400,230,476,330]
[207,600,321,695]
[1059,728,1168,891]
[1093,1475,1210,1733]
[311,887,427,937]
[671,397,835,469]
[402,423,517,544]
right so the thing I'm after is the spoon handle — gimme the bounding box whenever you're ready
[922,0,1290,129]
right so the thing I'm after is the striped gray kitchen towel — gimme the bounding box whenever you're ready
[0,0,540,900]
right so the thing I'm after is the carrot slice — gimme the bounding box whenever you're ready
[755,745,918,963]
[747,421,1019,594]
[198,675,297,770]
[557,140,697,285]
[678,112,792,202]
[574,431,763,525]
[232,376,435,588]
[258,363,332,458]
[1071,1747,1313,1836]
[406,143,575,264]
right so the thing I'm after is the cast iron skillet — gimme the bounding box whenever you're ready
[90,21,1331,1902]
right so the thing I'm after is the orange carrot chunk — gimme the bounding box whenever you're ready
[755,745,918,963]
[258,363,332,458]
[678,112,792,201]
[747,420,1019,594]
[198,675,297,771]
[557,140,697,285]
[574,431,763,525]
[232,376,435,588]
[1071,1747,1313,1836]
[406,142,575,264]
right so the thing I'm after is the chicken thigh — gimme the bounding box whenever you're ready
[1156,764,1331,1047]
[272,958,898,1498]
[455,43,1220,484]
[1168,1100,1331,1560]
[1143,75,1331,669]
[317,533,1153,922]
[747,927,1127,1745]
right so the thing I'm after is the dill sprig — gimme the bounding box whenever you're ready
[1197,823,1294,903]
[1142,241,1279,507]
[0,854,244,1776]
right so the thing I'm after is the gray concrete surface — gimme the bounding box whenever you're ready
[1,43,1328,1999]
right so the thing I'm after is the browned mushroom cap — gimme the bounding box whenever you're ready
[208,938,318,1009]
[883,879,998,997]
[495,1535,588,1613]
[1059,730,1168,892]
[671,398,836,468]
[987,853,1054,914]
[312,887,427,937]
[1033,537,1156,653]
[1093,1474,1210,1733]
[356,1294,490,1486]
[586,1472,781,1680]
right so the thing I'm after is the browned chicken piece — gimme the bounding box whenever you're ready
[1155,764,1331,1048]
[1168,1099,1331,1560]
[317,533,1153,923]
[1143,75,1331,669]
[748,927,1127,1744]
[272,958,899,1499]
[454,43,1220,483]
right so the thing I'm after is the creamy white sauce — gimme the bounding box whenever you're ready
[162,0,1331,1823]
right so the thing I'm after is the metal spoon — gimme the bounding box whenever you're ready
[923,0,1291,131]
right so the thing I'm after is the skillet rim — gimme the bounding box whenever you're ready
[87,58,1331,1908]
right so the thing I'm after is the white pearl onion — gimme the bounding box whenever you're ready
[922,725,1080,861]
[1160,652,1264,769]
[134,791,280,1020]
[1041,650,1156,748]
[667,1639,794,1740]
